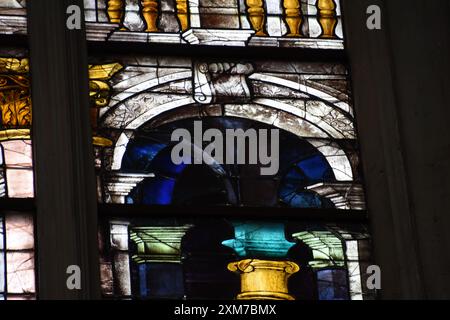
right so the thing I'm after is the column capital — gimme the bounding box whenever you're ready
[228,259,300,300]
[130,225,193,263]
[222,222,295,259]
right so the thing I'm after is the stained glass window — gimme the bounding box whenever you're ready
[91,55,363,210]
[89,0,372,300]
[84,0,343,49]
[0,1,27,35]
[2,0,374,301]
[0,47,36,300]
[0,213,36,300]
[0,51,34,198]
[98,218,375,300]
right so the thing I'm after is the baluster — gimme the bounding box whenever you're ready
[283,0,302,37]
[317,0,337,38]
[246,0,267,36]
[141,0,159,32]
[176,0,189,31]
[107,0,125,26]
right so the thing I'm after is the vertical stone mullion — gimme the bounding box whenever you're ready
[27,0,100,299]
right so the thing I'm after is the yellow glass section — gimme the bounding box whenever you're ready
[246,0,267,36]
[283,0,302,37]
[318,0,337,38]
[0,57,121,146]
[228,259,300,300]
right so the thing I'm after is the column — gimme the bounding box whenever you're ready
[27,0,100,299]
[129,225,193,298]
[104,172,154,203]
[228,259,299,300]
[223,222,299,300]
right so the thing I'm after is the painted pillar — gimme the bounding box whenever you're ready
[223,222,299,300]
[129,225,193,298]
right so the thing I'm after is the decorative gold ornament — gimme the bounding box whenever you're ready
[141,0,159,32]
[88,63,123,80]
[246,0,267,36]
[107,0,125,25]
[0,57,122,145]
[88,63,123,143]
[176,0,189,31]
[93,136,113,147]
[228,259,300,300]
[0,129,30,141]
[0,58,31,129]
[317,0,337,38]
[0,58,29,74]
[283,0,302,37]
[88,63,123,109]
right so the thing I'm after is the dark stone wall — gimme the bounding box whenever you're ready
[28,0,101,299]
[343,0,450,299]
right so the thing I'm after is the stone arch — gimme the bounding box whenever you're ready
[102,68,355,180]
[109,103,353,181]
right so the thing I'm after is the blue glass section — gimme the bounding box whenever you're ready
[123,141,188,205]
[222,222,295,258]
[121,117,337,207]
[139,263,148,297]
[286,191,324,208]
[141,177,176,205]
[279,168,304,199]
[122,141,166,172]
[150,150,187,177]
[138,263,184,299]
[125,196,134,204]
[279,152,335,208]
[317,269,350,300]
[297,155,334,182]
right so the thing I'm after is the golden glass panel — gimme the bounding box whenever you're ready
[246,0,267,36]
[318,0,337,38]
[283,0,302,37]
[176,0,189,31]
[0,58,31,129]
[107,0,125,24]
[228,259,299,300]
[141,0,159,32]
[0,129,30,141]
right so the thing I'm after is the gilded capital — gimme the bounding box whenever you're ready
[228,259,300,300]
